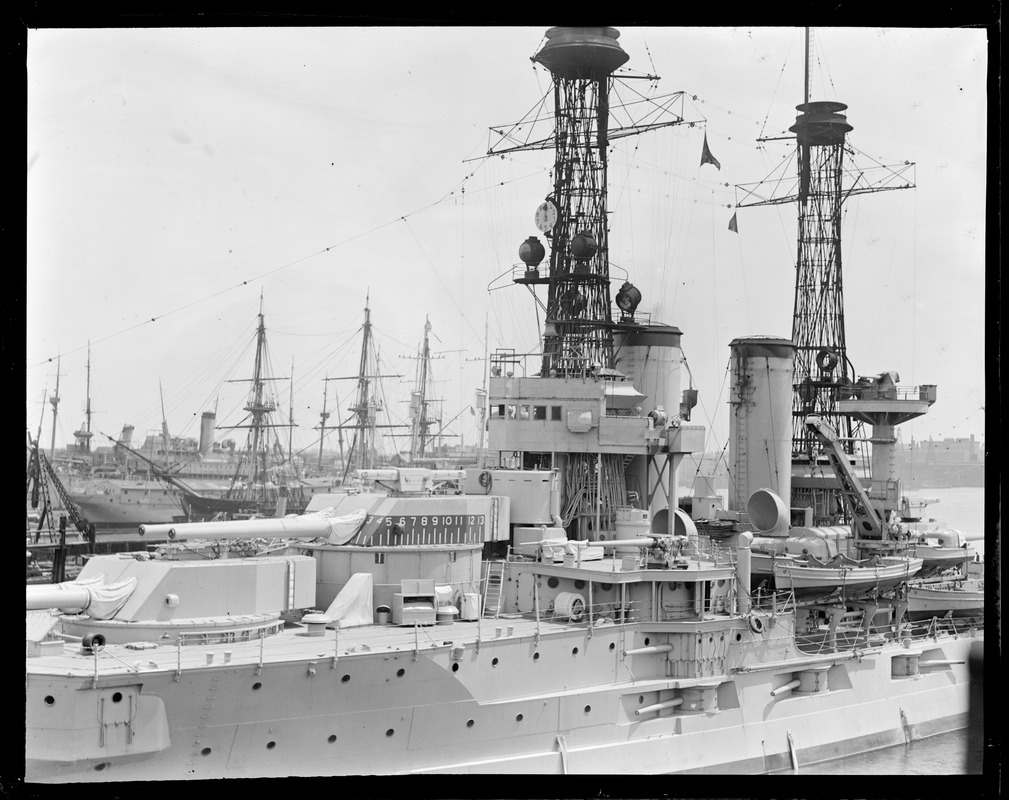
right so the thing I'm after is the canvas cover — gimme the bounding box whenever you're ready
[323,572,374,627]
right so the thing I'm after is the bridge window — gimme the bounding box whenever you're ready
[551,406,562,421]
[533,405,547,421]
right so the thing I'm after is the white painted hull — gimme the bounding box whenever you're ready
[25,612,980,780]
[69,496,184,526]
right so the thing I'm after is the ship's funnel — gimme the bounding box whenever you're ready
[199,411,216,456]
[728,336,794,511]
[746,488,790,536]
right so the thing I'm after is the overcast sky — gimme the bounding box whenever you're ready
[26,26,989,463]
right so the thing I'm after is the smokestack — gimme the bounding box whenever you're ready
[728,337,794,512]
[199,411,216,456]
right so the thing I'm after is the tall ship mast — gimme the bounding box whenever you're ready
[406,317,441,462]
[331,299,404,482]
[220,297,303,515]
[48,354,61,460]
[71,344,93,456]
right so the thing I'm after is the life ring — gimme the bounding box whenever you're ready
[748,615,765,635]
[478,471,493,493]
[816,348,839,372]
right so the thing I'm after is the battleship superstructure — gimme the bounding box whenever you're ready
[25,27,981,781]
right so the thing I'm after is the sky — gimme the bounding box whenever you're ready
[25,25,990,464]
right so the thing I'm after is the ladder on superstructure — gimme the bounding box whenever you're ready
[482,559,506,618]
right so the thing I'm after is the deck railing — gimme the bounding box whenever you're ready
[793,610,982,656]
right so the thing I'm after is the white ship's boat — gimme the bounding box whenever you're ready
[912,529,977,572]
[772,553,923,600]
[906,577,984,622]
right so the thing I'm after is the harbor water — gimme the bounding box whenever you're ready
[782,727,974,774]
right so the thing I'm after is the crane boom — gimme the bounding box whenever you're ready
[803,415,883,540]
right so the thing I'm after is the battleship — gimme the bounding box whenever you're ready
[25,27,983,780]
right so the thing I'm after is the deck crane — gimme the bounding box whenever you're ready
[804,415,921,556]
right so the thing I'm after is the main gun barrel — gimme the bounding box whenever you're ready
[27,583,93,611]
[139,516,338,541]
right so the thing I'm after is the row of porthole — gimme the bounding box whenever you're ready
[253,667,403,690]
[236,640,623,695]
[63,637,633,716]
[90,678,624,770]
[185,699,604,761]
[45,690,125,707]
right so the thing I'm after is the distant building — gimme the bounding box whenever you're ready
[894,434,984,488]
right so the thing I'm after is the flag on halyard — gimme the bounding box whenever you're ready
[728,212,738,233]
[700,133,721,170]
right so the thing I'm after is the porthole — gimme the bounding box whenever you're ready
[452,663,460,672]
[328,735,337,743]
[573,580,586,590]
[709,636,714,643]
[341,675,350,683]
[94,763,109,772]
[516,713,524,722]
[492,657,499,667]
[396,668,405,677]
[201,748,212,756]
[609,642,616,651]
[571,647,579,656]
[717,579,726,587]
[466,719,475,728]
[112,692,123,703]
[266,741,276,749]
[736,632,743,642]
[667,581,679,591]
[584,705,591,713]
[252,682,262,690]
[386,729,395,737]
[533,652,540,661]
[44,695,55,706]
[638,695,644,703]
[643,637,650,646]
[600,583,613,592]
[547,577,560,589]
